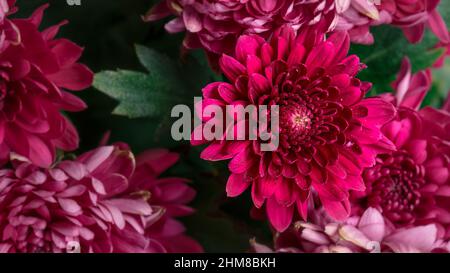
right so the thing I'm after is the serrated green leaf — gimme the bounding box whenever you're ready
[135,45,182,84]
[351,26,441,95]
[94,69,183,118]
[94,45,219,119]
[93,45,193,118]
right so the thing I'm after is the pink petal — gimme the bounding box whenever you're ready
[226,173,250,197]
[384,225,438,253]
[357,208,385,242]
[266,197,294,232]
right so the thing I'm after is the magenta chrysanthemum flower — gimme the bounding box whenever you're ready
[192,26,396,232]
[144,0,337,59]
[0,4,93,167]
[336,0,449,44]
[0,144,202,253]
[353,58,450,238]
[251,207,447,253]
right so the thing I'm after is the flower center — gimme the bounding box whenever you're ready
[274,67,346,153]
[365,151,425,224]
[292,113,311,130]
[279,95,316,151]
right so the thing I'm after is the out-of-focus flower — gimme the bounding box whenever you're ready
[131,148,202,253]
[251,207,446,253]
[144,0,337,59]
[336,0,449,44]
[0,4,93,167]
[0,145,202,253]
[193,25,396,232]
[353,58,450,240]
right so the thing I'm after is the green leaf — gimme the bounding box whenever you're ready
[135,44,182,84]
[350,26,442,95]
[94,69,183,118]
[94,46,219,119]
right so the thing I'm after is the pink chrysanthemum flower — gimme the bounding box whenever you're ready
[0,4,93,167]
[251,207,447,253]
[353,58,450,239]
[193,26,396,232]
[131,148,203,253]
[0,145,202,253]
[336,0,449,44]
[144,0,337,59]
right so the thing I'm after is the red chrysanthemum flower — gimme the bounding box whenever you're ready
[336,0,449,44]
[192,25,396,232]
[353,58,450,239]
[144,0,337,60]
[0,4,93,167]
[0,144,202,253]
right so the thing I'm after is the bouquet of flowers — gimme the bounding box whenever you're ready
[0,0,449,253]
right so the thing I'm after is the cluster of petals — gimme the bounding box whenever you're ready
[144,0,338,59]
[0,0,19,49]
[0,4,93,167]
[336,0,449,44]
[193,25,397,232]
[251,207,449,253]
[0,144,201,253]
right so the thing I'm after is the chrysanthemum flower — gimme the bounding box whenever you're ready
[193,26,396,232]
[251,207,446,253]
[353,58,450,239]
[336,0,449,44]
[144,0,337,59]
[0,4,93,167]
[131,148,202,253]
[0,145,201,253]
